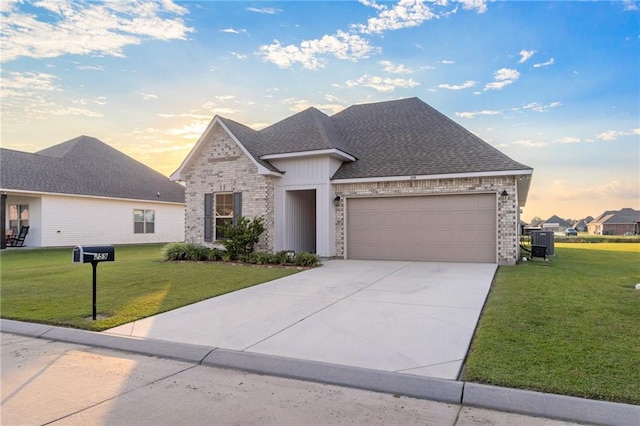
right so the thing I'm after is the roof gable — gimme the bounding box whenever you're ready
[2,136,185,203]
[257,107,348,156]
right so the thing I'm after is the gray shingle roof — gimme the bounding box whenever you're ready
[591,208,640,224]
[330,97,530,179]
[257,107,348,155]
[221,97,530,180]
[1,135,185,203]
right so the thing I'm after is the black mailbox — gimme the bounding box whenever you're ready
[73,245,115,263]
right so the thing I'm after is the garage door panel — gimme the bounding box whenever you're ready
[347,194,496,263]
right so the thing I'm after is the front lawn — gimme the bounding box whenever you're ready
[0,244,298,331]
[463,243,640,405]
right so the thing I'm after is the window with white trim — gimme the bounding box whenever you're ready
[214,193,233,239]
[134,209,155,234]
[8,204,29,236]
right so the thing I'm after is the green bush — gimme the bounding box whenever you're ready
[218,216,265,260]
[162,242,213,261]
[293,252,321,267]
[207,248,225,261]
[273,250,292,265]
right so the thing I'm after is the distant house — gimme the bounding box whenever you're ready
[1,136,185,248]
[587,208,640,235]
[572,216,593,232]
[542,215,572,232]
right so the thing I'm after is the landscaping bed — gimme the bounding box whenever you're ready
[462,243,640,404]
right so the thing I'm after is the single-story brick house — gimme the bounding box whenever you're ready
[1,136,185,248]
[587,208,640,235]
[171,97,533,265]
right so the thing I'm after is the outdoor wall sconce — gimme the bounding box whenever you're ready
[500,190,509,201]
[333,195,341,207]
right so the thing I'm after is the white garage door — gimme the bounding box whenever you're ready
[346,194,496,263]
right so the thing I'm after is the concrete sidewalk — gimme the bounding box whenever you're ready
[2,321,638,426]
[2,331,582,426]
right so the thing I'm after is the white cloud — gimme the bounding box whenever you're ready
[459,0,489,14]
[455,110,501,119]
[259,31,376,69]
[633,128,640,135]
[1,72,62,92]
[533,58,555,68]
[554,137,581,144]
[622,1,639,11]
[220,28,246,34]
[518,49,536,63]
[483,68,520,91]
[494,68,520,81]
[512,140,548,148]
[246,7,282,14]
[438,80,476,90]
[521,101,562,112]
[215,95,236,101]
[230,52,247,60]
[547,179,640,202]
[378,60,413,74]
[441,60,455,64]
[355,0,439,34]
[345,74,419,92]
[258,1,491,70]
[138,92,157,101]
[76,64,105,71]
[596,130,627,141]
[1,0,192,62]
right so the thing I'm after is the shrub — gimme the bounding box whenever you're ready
[273,250,292,265]
[207,248,225,261]
[185,243,210,261]
[162,242,191,261]
[294,252,321,267]
[218,216,265,260]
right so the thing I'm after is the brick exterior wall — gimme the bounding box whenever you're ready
[183,125,276,251]
[333,176,519,265]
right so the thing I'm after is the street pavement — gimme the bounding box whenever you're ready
[1,331,581,426]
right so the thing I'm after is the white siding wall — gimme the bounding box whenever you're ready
[40,194,185,247]
[270,156,344,257]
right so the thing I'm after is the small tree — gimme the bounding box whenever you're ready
[218,216,265,260]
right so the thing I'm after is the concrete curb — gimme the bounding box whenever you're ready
[463,383,640,426]
[204,349,462,404]
[2,319,638,425]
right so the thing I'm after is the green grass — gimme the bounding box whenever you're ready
[463,243,640,404]
[0,244,298,331]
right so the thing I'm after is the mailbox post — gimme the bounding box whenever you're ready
[73,246,115,320]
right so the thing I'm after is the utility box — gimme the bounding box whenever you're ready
[73,246,115,263]
[531,231,554,256]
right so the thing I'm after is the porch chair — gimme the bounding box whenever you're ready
[8,226,29,247]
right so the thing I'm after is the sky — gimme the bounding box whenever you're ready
[1,0,638,222]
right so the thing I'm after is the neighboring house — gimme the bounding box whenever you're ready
[587,208,640,235]
[572,216,593,232]
[171,97,533,265]
[541,215,572,232]
[1,136,185,248]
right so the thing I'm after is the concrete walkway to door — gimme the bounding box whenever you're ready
[106,260,497,380]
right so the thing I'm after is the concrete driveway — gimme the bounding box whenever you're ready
[106,260,497,380]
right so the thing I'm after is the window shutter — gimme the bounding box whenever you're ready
[233,192,242,226]
[204,193,213,242]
